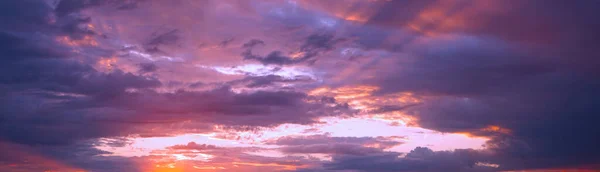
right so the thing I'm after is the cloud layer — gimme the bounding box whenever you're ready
[1,0,599,171]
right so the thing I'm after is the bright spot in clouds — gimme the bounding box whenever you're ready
[201,64,316,79]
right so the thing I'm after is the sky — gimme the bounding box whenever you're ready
[1,0,599,172]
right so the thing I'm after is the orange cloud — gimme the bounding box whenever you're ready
[97,57,118,71]
[56,35,98,47]
[309,85,421,126]
[482,125,511,135]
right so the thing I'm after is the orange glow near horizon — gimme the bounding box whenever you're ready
[86,81,489,171]
[95,116,488,169]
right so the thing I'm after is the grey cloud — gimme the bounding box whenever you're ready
[138,63,158,73]
[281,143,383,156]
[242,39,265,49]
[372,35,600,170]
[226,75,313,88]
[242,33,344,65]
[323,147,494,172]
[144,29,180,54]
[168,142,219,151]
[267,134,403,157]
[267,134,402,149]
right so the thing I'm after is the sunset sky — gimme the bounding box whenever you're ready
[1,0,599,172]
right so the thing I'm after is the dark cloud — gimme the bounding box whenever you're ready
[315,2,600,170]
[227,75,313,88]
[58,15,95,38]
[267,134,403,156]
[116,1,140,10]
[188,81,205,88]
[147,29,180,46]
[300,33,344,55]
[137,63,158,73]
[54,0,91,17]
[372,33,600,170]
[242,39,265,49]
[0,68,161,145]
[281,144,383,156]
[322,147,494,172]
[376,37,557,96]
[219,37,235,47]
[145,29,180,53]
[1,85,349,145]
[0,0,53,29]
[243,50,303,65]
[369,104,421,114]
[55,0,145,16]
[242,33,343,65]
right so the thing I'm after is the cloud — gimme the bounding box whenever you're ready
[268,134,402,149]
[0,140,142,172]
[137,63,158,73]
[369,34,600,170]
[281,144,383,156]
[242,39,265,49]
[242,33,344,65]
[159,142,319,172]
[266,134,403,156]
[0,0,351,147]
[0,1,352,171]
[168,142,219,151]
[1,85,350,145]
[54,0,144,16]
[3,0,600,171]
[144,29,180,54]
[226,74,313,88]
[243,50,306,65]
[322,147,494,172]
